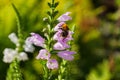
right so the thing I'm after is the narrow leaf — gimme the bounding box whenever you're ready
[53,10,58,17]
[54,2,59,8]
[48,2,52,8]
[47,11,51,16]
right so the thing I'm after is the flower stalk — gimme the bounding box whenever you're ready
[26,0,76,80]
[43,63,49,80]
[6,59,23,80]
[11,3,24,52]
[46,0,58,51]
[57,59,67,80]
[5,3,27,80]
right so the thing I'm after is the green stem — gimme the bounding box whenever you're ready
[6,3,24,80]
[48,70,53,80]
[50,0,56,29]
[43,65,48,80]
[47,0,55,51]
[43,63,52,80]
[43,0,58,80]
[11,3,24,52]
[51,0,54,10]
[52,0,54,4]
[57,59,67,80]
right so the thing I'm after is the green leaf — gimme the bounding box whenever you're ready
[54,2,59,8]
[53,10,58,17]
[72,24,76,32]
[47,11,51,16]
[48,2,52,8]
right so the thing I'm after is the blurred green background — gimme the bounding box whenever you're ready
[1,0,120,80]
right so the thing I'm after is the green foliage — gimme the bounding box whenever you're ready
[86,60,111,80]
[113,54,120,80]
[6,59,23,80]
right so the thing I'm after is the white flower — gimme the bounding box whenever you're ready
[8,33,18,45]
[18,52,28,61]
[3,33,31,63]
[3,48,29,63]
[3,48,17,63]
[23,37,35,53]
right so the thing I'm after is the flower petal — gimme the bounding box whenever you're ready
[57,12,72,22]
[53,42,70,50]
[57,51,76,61]
[47,59,58,69]
[23,37,35,53]
[18,52,28,61]
[54,22,65,31]
[36,49,51,60]
[8,33,18,45]
[53,30,62,40]
[3,48,17,63]
[28,33,45,47]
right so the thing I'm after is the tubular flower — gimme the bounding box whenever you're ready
[18,52,28,61]
[36,49,51,60]
[3,33,30,63]
[47,59,58,69]
[3,48,17,63]
[57,12,72,22]
[53,41,70,50]
[3,48,29,63]
[8,33,18,45]
[57,51,76,61]
[23,37,35,53]
[28,33,45,47]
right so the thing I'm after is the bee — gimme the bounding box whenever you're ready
[60,23,69,38]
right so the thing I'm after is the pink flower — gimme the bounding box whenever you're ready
[36,49,50,60]
[47,59,58,69]
[57,51,76,61]
[53,42,70,50]
[57,12,72,22]
[28,33,45,47]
